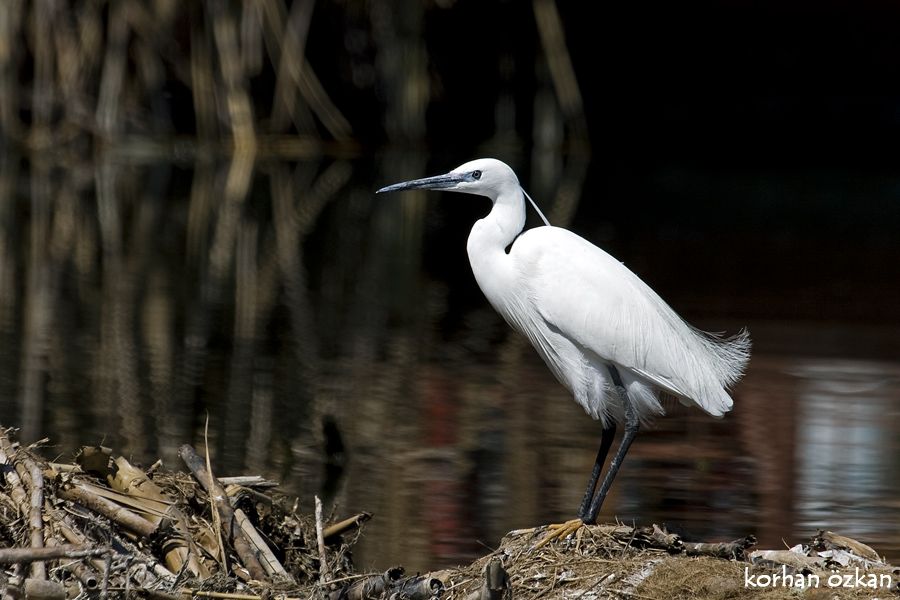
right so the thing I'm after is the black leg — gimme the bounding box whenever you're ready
[583,364,640,524]
[577,424,616,520]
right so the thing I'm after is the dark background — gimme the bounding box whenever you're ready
[0,0,898,571]
[307,0,900,330]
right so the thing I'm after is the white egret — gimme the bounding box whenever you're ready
[377,159,750,541]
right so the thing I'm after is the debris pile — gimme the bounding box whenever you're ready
[0,428,380,599]
[1,426,896,600]
[433,524,898,600]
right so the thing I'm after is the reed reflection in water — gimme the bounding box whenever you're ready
[0,156,898,574]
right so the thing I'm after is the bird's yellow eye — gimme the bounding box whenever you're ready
[472,170,482,180]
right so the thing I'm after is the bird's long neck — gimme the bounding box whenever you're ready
[466,186,526,310]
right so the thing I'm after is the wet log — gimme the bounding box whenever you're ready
[749,549,824,571]
[327,567,444,600]
[466,557,510,600]
[392,574,444,600]
[640,524,684,552]
[217,476,279,488]
[327,567,404,600]
[684,535,757,560]
[178,444,267,582]
[812,530,881,563]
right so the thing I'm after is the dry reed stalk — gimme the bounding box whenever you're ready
[96,2,129,136]
[107,456,208,578]
[30,0,55,147]
[223,220,258,469]
[5,0,358,154]
[233,508,293,581]
[209,0,257,150]
[208,153,255,284]
[0,545,108,564]
[270,0,316,133]
[315,495,329,585]
[258,0,350,139]
[44,537,100,590]
[190,18,219,141]
[0,432,28,513]
[177,444,268,582]
[322,512,372,539]
[532,0,587,135]
[0,1,24,139]
[23,457,46,580]
[57,483,158,538]
[45,503,110,578]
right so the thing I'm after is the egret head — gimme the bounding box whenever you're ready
[377,158,519,201]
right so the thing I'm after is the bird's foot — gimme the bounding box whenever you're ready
[532,518,585,550]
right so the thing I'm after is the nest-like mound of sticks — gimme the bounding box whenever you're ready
[0,428,391,599]
[2,425,897,600]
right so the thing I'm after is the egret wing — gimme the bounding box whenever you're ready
[515,227,748,416]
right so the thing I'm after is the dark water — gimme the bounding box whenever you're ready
[1,155,898,572]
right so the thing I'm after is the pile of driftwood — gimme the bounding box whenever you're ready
[3,425,896,600]
[0,428,438,600]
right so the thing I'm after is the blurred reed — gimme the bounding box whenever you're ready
[0,0,356,158]
[0,0,589,158]
[0,0,594,532]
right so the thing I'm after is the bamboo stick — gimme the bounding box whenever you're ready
[233,508,292,581]
[177,444,267,582]
[45,531,102,589]
[322,512,372,539]
[21,578,65,600]
[47,503,113,576]
[107,456,208,578]
[24,458,46,580]
[57,482,158,538]
[314,496,329,584]
[0,433,28,514]
[217,476,278,488]
[45,537,100,589]
[0,545,109,564]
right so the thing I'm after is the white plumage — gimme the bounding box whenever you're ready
[482,225,750,426]
[458,159,750,427]
[378,157,750,525]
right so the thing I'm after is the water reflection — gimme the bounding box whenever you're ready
[0,156,898,575]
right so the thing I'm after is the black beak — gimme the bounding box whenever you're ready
[376,173,466,193]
